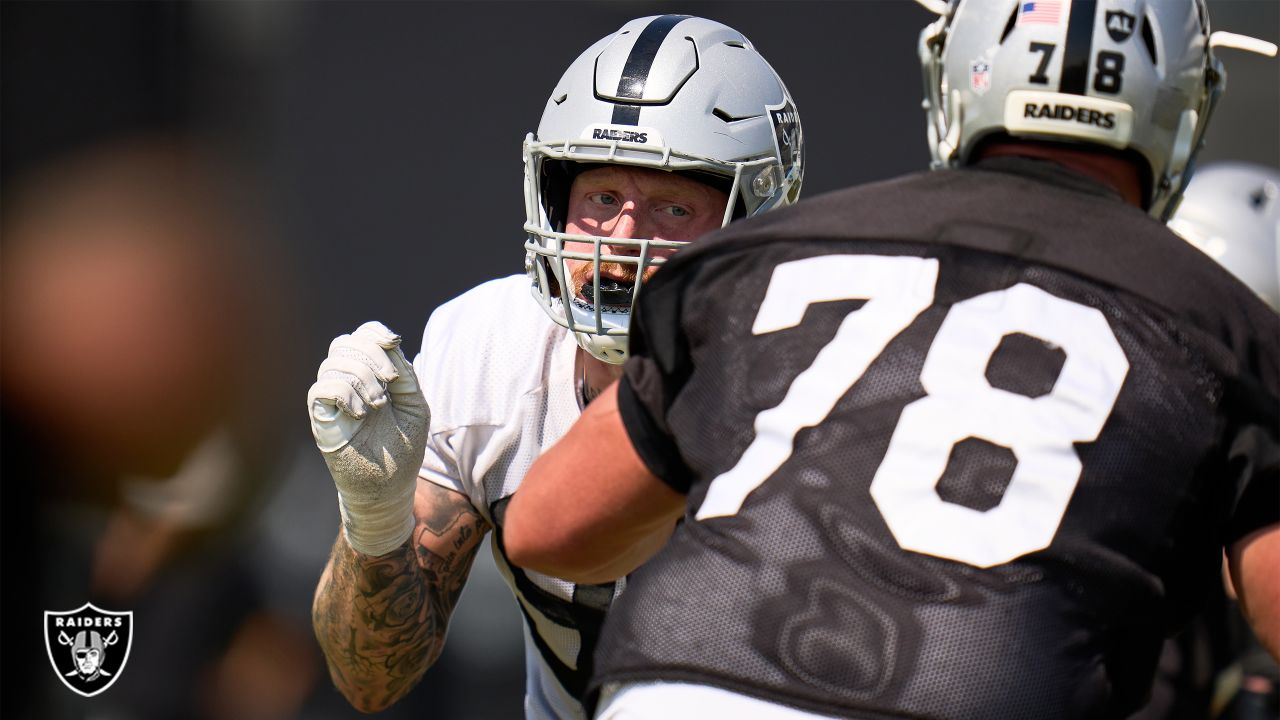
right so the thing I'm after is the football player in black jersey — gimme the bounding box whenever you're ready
[505,1,1280,718]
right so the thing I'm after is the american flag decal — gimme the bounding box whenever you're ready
[1018,1,1063,25]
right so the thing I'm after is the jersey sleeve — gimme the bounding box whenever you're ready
[406,274,559,508]
[1225,427,1278,546]
[412,302,476,497]
[413,345,469,496]
[618,265,697,494]
[1218,296,1280,546]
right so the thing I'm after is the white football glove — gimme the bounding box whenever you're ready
[307,321,429,556]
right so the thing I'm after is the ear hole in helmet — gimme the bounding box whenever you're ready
[1140,16,1158,64]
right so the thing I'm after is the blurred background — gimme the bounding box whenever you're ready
[2,2,1276,719]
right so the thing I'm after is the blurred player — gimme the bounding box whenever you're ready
[2,137,313,718]
[505,1,1279,718]
[306,15,803,718]
[1170,163,1280,309]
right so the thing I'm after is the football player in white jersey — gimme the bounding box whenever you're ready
[306,15,803,719]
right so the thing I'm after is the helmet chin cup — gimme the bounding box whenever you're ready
[575,330,628,365]
[569,297,630,364]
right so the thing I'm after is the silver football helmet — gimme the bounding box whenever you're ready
[524,15,804,364]
[914,0,1277,219]
[1169,162,1280,309]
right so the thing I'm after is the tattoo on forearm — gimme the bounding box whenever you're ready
[421,493,466,537]
[313,486,489,711]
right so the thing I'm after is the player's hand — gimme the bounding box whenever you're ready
[307,321,429,556]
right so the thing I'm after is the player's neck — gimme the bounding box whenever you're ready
[978,140,1144,209]
[580,352,623,405]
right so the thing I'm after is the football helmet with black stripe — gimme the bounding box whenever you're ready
[523,15,803,364]
[914,0,1275,219]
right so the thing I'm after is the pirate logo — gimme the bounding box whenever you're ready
[766,97,804,204]
[44,603,133,697]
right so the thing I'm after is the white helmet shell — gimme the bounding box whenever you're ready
[1169,162,1280,309]
[524,15,804,364]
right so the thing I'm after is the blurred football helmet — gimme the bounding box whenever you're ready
[914,0,1276,219]
[524,15,804,364]
[1169,163,1280,309]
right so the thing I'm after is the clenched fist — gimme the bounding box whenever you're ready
[308,321,429,556]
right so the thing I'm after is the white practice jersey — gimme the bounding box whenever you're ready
[413,274,625,720]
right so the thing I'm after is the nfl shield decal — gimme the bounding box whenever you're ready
[969,59,992,94]
[45,603,133,697]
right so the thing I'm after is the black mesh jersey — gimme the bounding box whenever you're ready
[603,158,1280,719]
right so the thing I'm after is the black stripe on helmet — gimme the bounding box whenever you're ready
[1059,0,1097,95]
[610,14,690,125]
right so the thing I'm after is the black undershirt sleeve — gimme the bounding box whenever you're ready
[1224,425,1280,547]
[1221,361,1280,546]
[617,374,694,494]
[615,256,699,495]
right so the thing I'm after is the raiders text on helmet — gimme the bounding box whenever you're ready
[524,15,804,364]
[914,0,1276,219]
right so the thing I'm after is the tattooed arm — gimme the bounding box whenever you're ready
[313,478,490,712]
